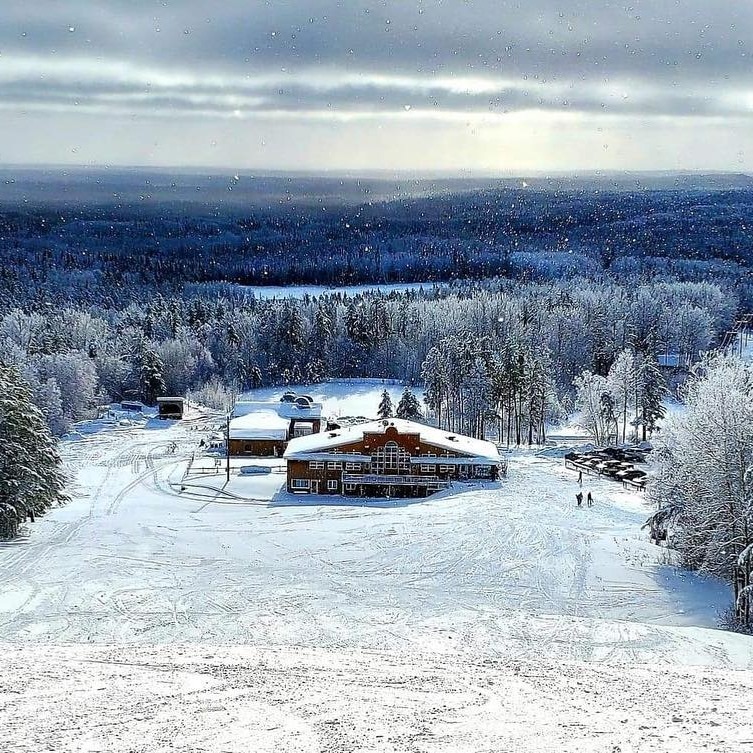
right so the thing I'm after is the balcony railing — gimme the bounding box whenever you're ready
[342,474,450,487]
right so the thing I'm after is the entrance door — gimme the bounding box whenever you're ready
[310,480,319,494]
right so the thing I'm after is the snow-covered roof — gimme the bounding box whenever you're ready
[229,410,290,440]
[284,418,501,462]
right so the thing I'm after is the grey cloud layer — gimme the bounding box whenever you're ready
[1,0,751,120]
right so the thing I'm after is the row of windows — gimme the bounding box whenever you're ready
[292,478,339,491]
[306,461,491,475]
[308,461,363,470]
[293,469,491,493]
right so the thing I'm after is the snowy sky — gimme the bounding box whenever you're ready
[1,1,751,172]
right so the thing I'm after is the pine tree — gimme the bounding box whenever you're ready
[0,366,68,539]
[396,386,423,421]
[637,356,666,441]
[249,364,263,389]
[377,389,394,419]
[305,358,327,384]
[139,349,166,404]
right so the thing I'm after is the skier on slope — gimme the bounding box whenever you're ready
[576,492,583,507]
[587,491,593,507]
[578,470,583,485]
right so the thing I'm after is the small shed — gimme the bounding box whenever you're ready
[157,397,185,420]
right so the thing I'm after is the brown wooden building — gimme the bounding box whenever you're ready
[283,418,503,498]
[228,396,323,457]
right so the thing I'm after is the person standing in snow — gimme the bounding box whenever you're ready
[587,491,593,507]
[578,470,583,485]
[576,492,583,507]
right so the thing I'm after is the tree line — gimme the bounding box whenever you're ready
[0,278,737,440]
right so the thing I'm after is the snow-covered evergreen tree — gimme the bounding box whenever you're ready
[0,366,68,539]
[139,349,166,404]
[636,355,666,441]
[396,386,423,421]
[377,389,394,419]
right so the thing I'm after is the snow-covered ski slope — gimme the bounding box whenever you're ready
[2,381,753,751]
[0,382,750,667]
[4,643,753,753]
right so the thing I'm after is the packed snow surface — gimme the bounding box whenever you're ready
[1,380,752,751]
[4,644,753,753]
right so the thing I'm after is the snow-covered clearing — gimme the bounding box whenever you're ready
[2,380,752,750]
[239,378,407,419]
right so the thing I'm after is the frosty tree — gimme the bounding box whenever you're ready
[649,356,753,627]
[396,387,423,421]
[608,349,637,443]
[139,348,166,405]
[0,366,68,539]
[377,389,394,419]
[574,371,617,445]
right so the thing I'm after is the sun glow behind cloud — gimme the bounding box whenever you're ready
[0,0,751,171]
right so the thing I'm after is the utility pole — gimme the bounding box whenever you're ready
[226,412,231,484]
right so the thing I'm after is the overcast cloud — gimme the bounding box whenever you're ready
[0,0,751,171]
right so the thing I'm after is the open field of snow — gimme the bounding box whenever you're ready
[2,380,753,750]
[239,379,407,419]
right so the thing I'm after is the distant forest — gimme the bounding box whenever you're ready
[1,174,752,307]
[0,172,751,440]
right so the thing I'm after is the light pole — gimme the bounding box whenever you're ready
[225,412,231,484]
[225,387,239,486]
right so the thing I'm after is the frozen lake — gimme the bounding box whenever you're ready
[238,281,444,300]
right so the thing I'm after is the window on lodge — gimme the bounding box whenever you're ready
[372,441,410,474]
[291,479,309,490]
[309,461,325,470]
[327,479,338,490]
[327,461,343,470]
[345,462,361,471]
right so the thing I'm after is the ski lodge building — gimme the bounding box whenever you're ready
[283,418,503,498]
[228,393,323,457]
